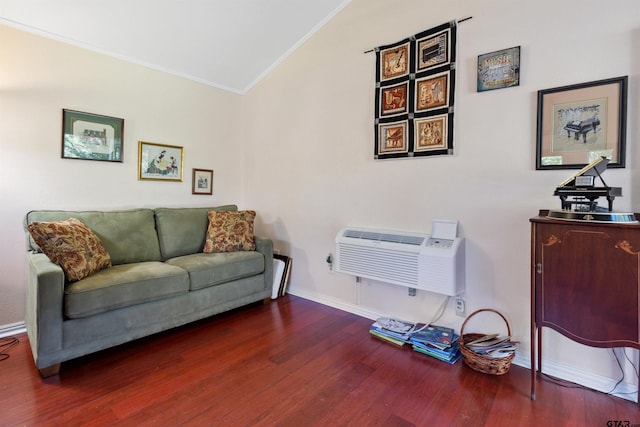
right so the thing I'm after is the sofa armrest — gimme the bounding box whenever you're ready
[254,236,273,292]
[25,252,65,363]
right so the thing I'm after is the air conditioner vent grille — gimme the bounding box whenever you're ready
[343,229,424,246]
[338,244,418,285]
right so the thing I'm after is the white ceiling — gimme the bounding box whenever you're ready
[0,0,351,94]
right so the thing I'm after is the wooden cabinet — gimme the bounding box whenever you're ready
[530,212,640,403]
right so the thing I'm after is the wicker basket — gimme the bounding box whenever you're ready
[458,308,515,375]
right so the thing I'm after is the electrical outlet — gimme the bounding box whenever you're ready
[455,298,465,317]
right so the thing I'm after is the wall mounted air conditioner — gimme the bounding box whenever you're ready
[335,221,465,296]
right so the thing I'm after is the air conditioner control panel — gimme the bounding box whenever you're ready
[426,238,454,249]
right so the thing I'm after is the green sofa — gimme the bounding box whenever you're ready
[23,205,273,377]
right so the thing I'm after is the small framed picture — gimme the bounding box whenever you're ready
[379,82,409,116]
[378,120,408,155]
[192,169,213,195]
[477,46,520,92]
[416,29,451,71]
[138,141,183,181]
[414,114,448,152]
[380,42,410,81]
[62,109,124,162]
[536,76,627,170]
[415,71,449,112]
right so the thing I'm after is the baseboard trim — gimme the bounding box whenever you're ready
[0,321,26,339]
[512,352,638,403]
[287,287,381,321]
[287,287,638,404]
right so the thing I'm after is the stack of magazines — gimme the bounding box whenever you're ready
[369,318,462,364]
[369,317,416,346]
[464,334,518,358]
[409,325,461,364]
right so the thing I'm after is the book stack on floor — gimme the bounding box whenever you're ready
[464,334,518,358]
[409,325,461,364]
[369,317,415,347]
[369,318,461,364]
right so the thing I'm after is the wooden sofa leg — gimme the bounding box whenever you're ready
[39,363,61,378]
[263,297,272,305]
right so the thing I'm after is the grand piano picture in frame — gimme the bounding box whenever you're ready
[535,76,627,170]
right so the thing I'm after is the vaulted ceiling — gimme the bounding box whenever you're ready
[0,0,351,94]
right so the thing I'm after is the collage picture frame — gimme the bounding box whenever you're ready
[374,21,457,160]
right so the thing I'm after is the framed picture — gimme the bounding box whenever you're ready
[417,29,451,71]
[380,42,410,81]
[62,109,124,162]
[138,141,183,181]
[378,120,408,155]
[415,71,449,112]
[477,46,520,92]
[380,82,409,116]
[414,114,448,152]
[274,254,292,297]
[192,169,213,195]
[536,76,627,170]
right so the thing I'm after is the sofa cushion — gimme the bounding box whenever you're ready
[25,209,162,265]
[64,261,189,319]
[203,210,256,253]
[165,251,264,291]
[155,205,237,260]
[27,218,112,282]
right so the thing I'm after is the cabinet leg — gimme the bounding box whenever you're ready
[530,326,537,400]
[537,328,543,377]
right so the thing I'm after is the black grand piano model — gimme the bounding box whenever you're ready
[553,156,621,212]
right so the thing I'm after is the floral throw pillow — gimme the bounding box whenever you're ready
[27,217,112,282]
[203,210,256,253]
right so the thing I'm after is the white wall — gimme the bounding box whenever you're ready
[1,0,639,398]
[242,0,640,394]
[0,25,246,325]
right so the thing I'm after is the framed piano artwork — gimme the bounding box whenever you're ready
[535,76,627,170]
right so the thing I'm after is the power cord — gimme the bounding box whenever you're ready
[427,295,450,326]
[606,347,639,397]
[539,372,585,390]
[410,295,450,335]
[539,347,639,400]
[0,336,19,361]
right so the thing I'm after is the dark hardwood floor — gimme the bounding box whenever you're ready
[1,295,638,426]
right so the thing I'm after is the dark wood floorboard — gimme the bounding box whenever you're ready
[1,295,638,426]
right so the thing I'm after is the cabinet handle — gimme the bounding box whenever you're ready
[536,263,542,274]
